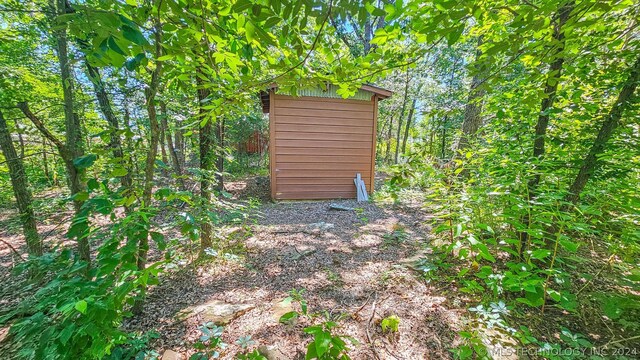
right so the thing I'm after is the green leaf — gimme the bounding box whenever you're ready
[122,25,147,45]
[110,167,128,177]
[314,330,331,357]
[279,311,298,324]
[245,21,256,42]
[157,55,174,61]
[75,300,88,314]
[73,191,89,202]
[150,231,166,250]
[381,315,400,332]
[108,37,126,55]
[559,238,579,252]
[447,25,465,45]
[73,154,97,169]
[59,325,75,345]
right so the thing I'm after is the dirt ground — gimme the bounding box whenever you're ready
[0,179,465,359]
[128,196,462,359]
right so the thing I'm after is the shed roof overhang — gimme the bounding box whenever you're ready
[259,83,392,113]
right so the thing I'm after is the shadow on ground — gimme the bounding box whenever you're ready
[128,198,462,359]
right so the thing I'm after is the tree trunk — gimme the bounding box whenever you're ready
[197,72,214,252]
[159,108,169,177]
[401,83,423,156]
[565,55,640,204]
[401,98,418,156]
[48,0,89,263]
[122,105,140,177]
[85,63,133,192]
[394,71,411,163]
[384,115,393,162]
[363,16,372,55]
[453,39,486,153]
[174,119,185,170]
[519,1,574,255]
[215,118,225,192]
[160,101,185,190]
[138,24,163,273]
[0,110,42,256]
[441,116,447,159]
[42,136,50,184]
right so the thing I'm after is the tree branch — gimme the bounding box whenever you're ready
[17,102,68,158]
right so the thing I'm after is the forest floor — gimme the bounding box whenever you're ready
[127,178,467,359]
[0,178,469,359]
[4,177,632,359]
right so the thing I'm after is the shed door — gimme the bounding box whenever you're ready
[271,94,375,200]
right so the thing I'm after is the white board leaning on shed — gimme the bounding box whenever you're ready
[354,173,369,202]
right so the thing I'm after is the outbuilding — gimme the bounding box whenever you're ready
[260,83,392,200]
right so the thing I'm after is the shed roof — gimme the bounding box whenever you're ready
[260,83,392,113]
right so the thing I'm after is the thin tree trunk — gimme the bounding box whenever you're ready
[565,55,640,204]
[528,2,574,189]
[138,23,163,273]
[401,98,418,156]
[384,115,393,162]
[174,119,185,170]
[159,109,169,177]
[197,72,214,252]
[441,116,447,159]
[401,83,423,156]
[85,63,133,192]
[519,1,574,255]
[0,110,42,256]
[42,136,50,184]
[132,20,163,315]
[394,71,411,163]
[160,101,185,190]
[215,118,225,192]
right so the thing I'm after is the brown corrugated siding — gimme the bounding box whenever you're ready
[271,93,375,200]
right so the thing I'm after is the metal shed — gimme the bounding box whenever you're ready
[260,84,392,200]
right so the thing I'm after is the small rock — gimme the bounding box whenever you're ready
[270,299,295,323]
[175,300,254,325]
[304,222,335,235]
[329,204,355,211]
[161,349,182,360]
[258,345,291,360]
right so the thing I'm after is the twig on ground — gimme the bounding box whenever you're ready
[0,238,25,261]
[365,293,381,360]
[352,291,375,318]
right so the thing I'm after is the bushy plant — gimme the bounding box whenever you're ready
[0,185,166,359]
